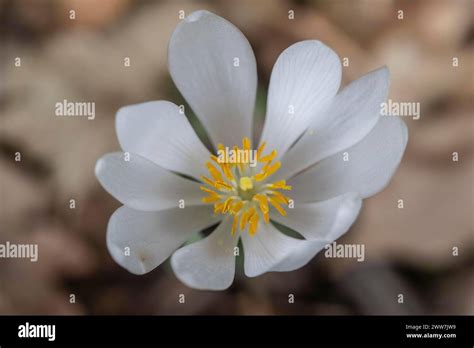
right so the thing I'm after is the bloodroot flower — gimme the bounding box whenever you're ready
[95,10,408,290]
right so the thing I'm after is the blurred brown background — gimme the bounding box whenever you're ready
[0,0,473,315]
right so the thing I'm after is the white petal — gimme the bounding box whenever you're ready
[289,117,408,202]
[168,10,257,147]
[241,222,317,276]
[271,193,362,241]
[268,239,328,273]
[116,101,211,180]
[95,152,203,211]
[244,194,360,274]
[259,40,341,159]
[278,67,390,180]
[171,217,238,290]
[107,205,220,275]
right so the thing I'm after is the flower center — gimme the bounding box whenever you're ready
[239,177,253,191]
[200,137,292,236]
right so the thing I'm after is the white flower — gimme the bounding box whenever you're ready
[95,10,408,290]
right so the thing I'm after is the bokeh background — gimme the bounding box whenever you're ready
[1,0,473,315]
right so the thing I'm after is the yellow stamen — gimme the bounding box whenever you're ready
[214,202,225,214]
[264,161,281,177]
[200,137,292,235]
[263,211,270,223]
[206,162,224,182]
[249,213,259,236]
[242,137,251,151]
[255,172,267,182]
[255,161,280,182]
[269,190,290,205]
[268,180,292,190]
[231,200,244,214]
[231,215,239,235]
[215,181,233,191]
[259,150,277,163]
[201,176,216,187]
[240,207,255,231]
[268,196,287,216]
[257,142,266,159]
[202,195,220,203]
[211,155,235,181]
[200,186,217,195]
[222,163,234,181]
[222,197,234,213]
[253,194,269,214]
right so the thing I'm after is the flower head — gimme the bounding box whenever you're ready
[95,10,408,290]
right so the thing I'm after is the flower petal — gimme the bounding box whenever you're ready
[171,217,238,290]
[271,193,362,241]
[265,193,362,272]
[259,40,341,159]
[116,101,211,180]
[95,152,203,211]
[168,10,257,147]
[289,116,408,202]
[241,222,315,276]
[268,240,328,273]
[242,194,362,276]
[278,67,390,180]
[107,205,220,275]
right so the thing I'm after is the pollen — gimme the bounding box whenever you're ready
[200,137,292,236]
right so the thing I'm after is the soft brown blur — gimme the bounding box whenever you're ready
[0,0,473,315]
